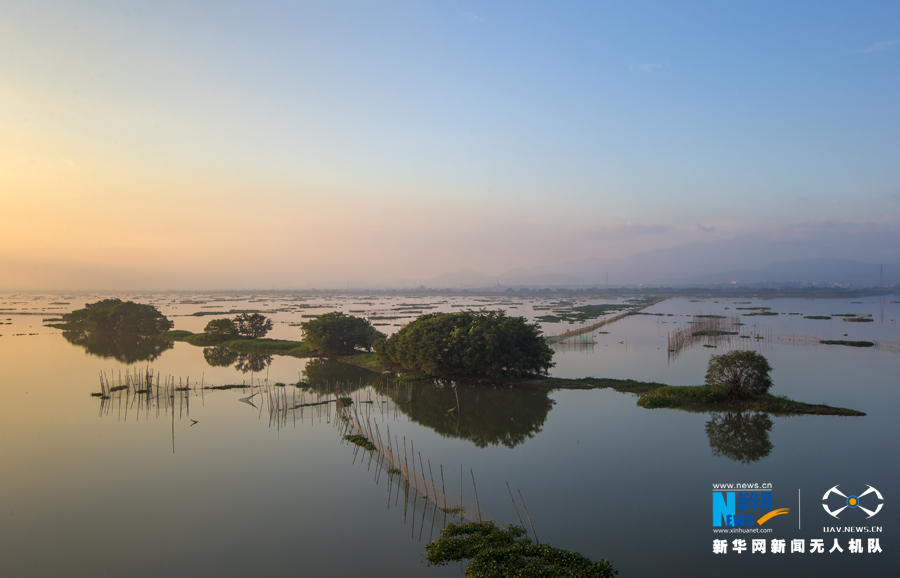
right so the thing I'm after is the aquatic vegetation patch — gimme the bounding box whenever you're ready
[161,329,194,340]
[804,316,832,320]
[426,521,616,578]
[692,330,738,337]
[535,303,632,323]
[820,340,875,348]
[343,434,376,450]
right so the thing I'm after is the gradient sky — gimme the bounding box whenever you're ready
[2,1,899,289]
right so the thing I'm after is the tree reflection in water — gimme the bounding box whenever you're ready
[301,358,381,393]
[297,359,554,449]
[203,346,239,367]
[63,331,173,364]
[202,346,272,373]
[387,383,554,449]
[705,411,774,464]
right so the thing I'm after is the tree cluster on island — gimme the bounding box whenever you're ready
[299,312,385,355]
[61,299,173,335]
[203,313,274,341]
[704,350,773,399]
[374,310,554,379]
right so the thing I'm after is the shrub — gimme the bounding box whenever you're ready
[63,299,173,335]
[375,310,554,379]
[426,521,616,578]
[300,312,385,355]
[235,313,273,338]
[704,350,773,399]
[204,318,239,340]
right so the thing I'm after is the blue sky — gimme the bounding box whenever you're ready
[2,1,898,288]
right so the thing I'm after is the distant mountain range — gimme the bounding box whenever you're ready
[425,241,900,288]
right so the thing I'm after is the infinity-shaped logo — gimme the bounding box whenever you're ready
[822,485,883,519]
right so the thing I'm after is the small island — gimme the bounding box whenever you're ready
[57,304,864,417]
[52,298,173,334]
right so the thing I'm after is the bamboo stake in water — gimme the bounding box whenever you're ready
[428,460,437,505]
[409,439,417,492]
[471,469,482,523]
[506,481,525,532]
[518,490,538,543]
[418,452,427,498]
[440,464,447,511]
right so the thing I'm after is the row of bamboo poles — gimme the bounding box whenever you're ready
[666,314,899,361]
[330,381,538,543]
[90,372,539,543]
[544,297,667,344]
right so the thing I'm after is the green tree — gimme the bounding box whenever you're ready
[375,310,554,379]
[704,350,773,399]
[300,312,385,355]
[63,299,173,335]
[204,318,239,340]
[235,313,273,338]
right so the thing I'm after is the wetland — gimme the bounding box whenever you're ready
[0,291,897,577]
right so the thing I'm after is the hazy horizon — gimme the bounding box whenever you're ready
[3,2,899,290]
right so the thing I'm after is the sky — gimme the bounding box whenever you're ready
[2,1,899,289]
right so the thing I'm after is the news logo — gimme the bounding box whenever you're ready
[713,490,789,527]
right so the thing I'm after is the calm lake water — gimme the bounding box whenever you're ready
[1,292,897,577]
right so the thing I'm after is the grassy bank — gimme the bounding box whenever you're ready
[161,330,314,357]
[636,384,865,416]
[333,357,865,417]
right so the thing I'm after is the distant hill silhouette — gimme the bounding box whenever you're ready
[425,241,899,288]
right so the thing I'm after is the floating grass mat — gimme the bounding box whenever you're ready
[804,316,832,320]
[343,434,377,450]
[189,309,264,317]
[535,303,632,323]
[692,330,738,337]
[204,384,253,390]
[744,311,779,316]
[842,317,874,323]
[291,398,335,408]
[820,340,875,348]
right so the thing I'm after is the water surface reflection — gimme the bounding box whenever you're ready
[704,411,774,463]
[63,330,173,363]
